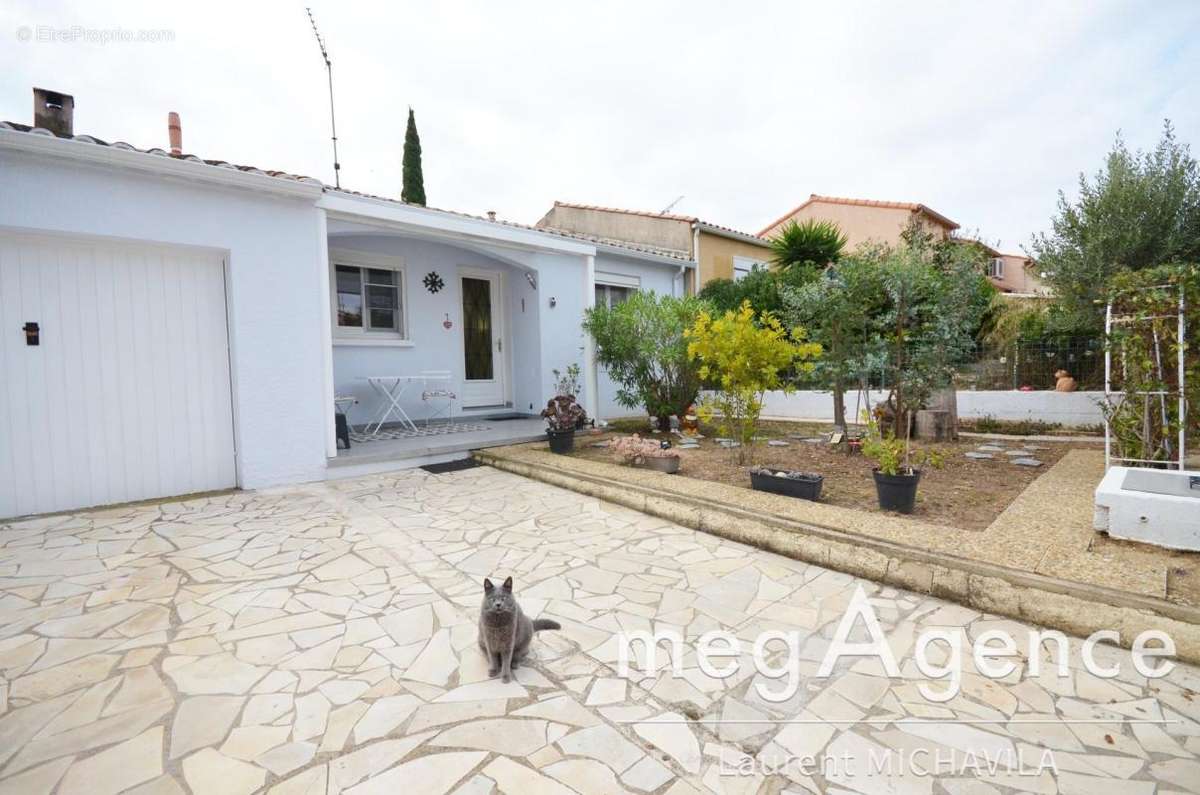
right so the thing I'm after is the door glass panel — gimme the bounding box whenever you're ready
[462,277,494,381]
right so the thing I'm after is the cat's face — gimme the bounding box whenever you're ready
[482,576,516,618]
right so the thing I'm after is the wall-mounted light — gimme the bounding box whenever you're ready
[524,271,537,289]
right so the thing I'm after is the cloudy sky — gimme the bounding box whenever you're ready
[3,1,1197,252]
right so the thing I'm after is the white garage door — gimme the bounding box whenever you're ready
[0,233,237,518]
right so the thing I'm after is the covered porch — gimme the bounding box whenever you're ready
[316,192,598,474]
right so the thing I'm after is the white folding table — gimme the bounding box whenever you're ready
[361,374,452,438]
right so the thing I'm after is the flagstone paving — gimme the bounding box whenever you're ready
[1,466,1198,794]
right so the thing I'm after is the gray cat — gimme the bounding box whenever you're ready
[478,576,561,683]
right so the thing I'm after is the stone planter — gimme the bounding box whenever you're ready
[638,456,680,474]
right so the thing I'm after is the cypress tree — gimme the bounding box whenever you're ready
[401,107,426,206]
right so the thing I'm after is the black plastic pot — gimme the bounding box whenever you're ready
[872,468,921,513]
[750,470,823,501]
[546,428,575,454]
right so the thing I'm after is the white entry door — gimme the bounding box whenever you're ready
[0,232,237,518]
[459,270,506,408]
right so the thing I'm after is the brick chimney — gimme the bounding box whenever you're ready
[168,112,182,155]
[33,88,74,137]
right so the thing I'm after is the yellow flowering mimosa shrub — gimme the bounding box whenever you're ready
[685,300,821,463]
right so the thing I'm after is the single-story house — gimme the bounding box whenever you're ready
[759,194,960,250]
[0,89,694,518]
[536,201,773,291]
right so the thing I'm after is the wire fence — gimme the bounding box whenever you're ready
[954,337,1105,391]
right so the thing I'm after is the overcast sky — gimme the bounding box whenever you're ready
[3,1,1197,252]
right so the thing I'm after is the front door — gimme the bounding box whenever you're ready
[460,271,506,407]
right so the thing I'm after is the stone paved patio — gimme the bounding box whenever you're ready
[1,466,1199,794]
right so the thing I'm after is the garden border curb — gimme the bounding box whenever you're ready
[475,445,1200,664]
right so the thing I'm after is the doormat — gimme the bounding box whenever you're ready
[420,458,484,474]
[349,422,490,442]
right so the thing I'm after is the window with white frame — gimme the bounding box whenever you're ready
[594,271,640,308]
[987,257,1005,279]
[333,257,407,338]
[732,255,766,281]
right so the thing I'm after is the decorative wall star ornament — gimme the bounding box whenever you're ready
[423,271,445,293]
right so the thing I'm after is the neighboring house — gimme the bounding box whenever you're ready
[536,201,772,292]
[964,239,1050,296]
[0,88,694,517]
[759,194,960,249]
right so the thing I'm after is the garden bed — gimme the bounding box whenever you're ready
[580,419,1081,531]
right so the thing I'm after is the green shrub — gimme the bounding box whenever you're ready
[583,291,707,429]
[685,301,821,462]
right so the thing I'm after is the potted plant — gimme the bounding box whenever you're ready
[551,365,590,430]
[542,397,584,455]
[861,413,942,513]
[611,434,681,474]
[749,467,823,501]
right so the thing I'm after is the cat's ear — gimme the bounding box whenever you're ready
[483,578,494,592]
[502,576,513,591]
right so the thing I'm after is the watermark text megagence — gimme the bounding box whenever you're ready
[617,585,1176,703]
[15,25,175,45]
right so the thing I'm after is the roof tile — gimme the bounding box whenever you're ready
[0,122,692,263]
[759,193,960,235]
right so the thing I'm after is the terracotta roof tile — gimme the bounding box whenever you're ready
[759,193,960,236]
[552,200,698,223]
[550,200,770,246]
[0,122,693,263]
[0,121,324,185]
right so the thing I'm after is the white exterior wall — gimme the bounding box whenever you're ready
[531,250,590,414]
[0,151,328,489]
[328,235,545,424]
[760,389,1105,427]
[591,252,681,420]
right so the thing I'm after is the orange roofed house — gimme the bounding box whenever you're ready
[760,194,1048,295]
[536,201,773,292]
[759,194,960,249]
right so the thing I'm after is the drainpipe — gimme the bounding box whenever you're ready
[316,209,338,458]
[691,222,701,294]
[583,253,599,421]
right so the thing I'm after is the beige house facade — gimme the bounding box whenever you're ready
[968,240,1050,295]
[536,202,772,292]
[759,194,960,250]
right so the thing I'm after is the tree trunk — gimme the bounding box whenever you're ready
[832,378,847,433]
[926,387,959,440]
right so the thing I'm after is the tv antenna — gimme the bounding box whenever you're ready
[661,194,684,214]
[306,7,341,188]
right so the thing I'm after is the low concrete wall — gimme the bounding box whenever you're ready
[759,389,1105,426]
[477,445,1200,664]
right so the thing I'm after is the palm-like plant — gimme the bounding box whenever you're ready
[769,219,848,274]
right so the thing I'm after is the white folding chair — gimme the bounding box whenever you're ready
[420,370,457,427]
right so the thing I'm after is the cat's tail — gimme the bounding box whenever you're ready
[532,618,561,632]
